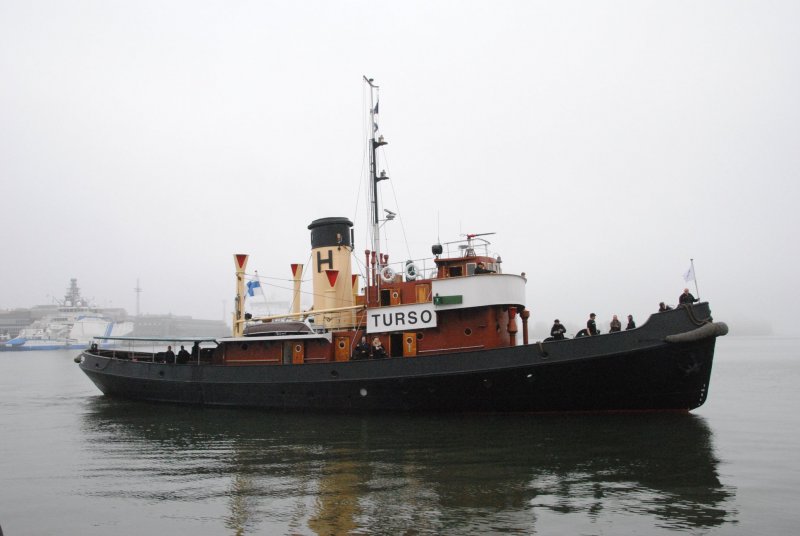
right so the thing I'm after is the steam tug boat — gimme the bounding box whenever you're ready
[76,78,728,412]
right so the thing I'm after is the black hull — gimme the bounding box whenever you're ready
[78,305,724,413]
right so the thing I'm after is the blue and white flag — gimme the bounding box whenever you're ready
[683,264,695,283]
[246,280,261,297]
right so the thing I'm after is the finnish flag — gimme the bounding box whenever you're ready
[246,280,261,296]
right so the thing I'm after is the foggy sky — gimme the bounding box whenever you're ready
[2,1,798,336]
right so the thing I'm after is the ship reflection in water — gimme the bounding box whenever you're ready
[80,402,737,534]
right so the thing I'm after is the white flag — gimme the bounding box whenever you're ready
[683,264,695,283]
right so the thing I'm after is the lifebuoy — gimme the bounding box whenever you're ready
[380,266,395,283]
[405,262,419,281]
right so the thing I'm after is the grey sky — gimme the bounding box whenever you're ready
[2,1,798,335]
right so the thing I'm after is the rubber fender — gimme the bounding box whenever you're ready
[665,322,728,343]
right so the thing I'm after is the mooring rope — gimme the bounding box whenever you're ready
[683,304,712,327]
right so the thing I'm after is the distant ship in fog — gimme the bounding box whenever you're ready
[1,279,134,351]
[0,279,230,351]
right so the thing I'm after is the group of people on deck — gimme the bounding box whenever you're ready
[161,343,198,364]
[562,313,636,339]
[352,336,388,360]
[549,288,699,341]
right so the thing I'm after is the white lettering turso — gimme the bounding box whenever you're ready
[367,304,436,333]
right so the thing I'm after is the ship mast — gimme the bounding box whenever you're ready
[364,76,388,267]
[134,278,142,317]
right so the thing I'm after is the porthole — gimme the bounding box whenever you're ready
[337,340,346,349]
[295,344,302,353]
[158,370,165,377]
[240,343,249,351]
[416,332,424,340]
[464,328,472,336]
[331,370,339,379]
[360,388,368,397]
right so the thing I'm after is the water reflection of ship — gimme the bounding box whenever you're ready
[80,403,736,534]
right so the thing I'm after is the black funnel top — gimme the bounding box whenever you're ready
[308,217,353,248]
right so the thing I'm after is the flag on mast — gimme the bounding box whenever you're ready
[683,264,695,283]
[246,280,261,297]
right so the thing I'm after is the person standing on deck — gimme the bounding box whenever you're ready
[679,288,699,306]
[587,313,598,336]
[177,345,190,364]
[550,319,566,340]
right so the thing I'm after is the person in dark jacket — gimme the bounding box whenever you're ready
[658,302,673,312]
[353,336,371,359]
[587,313,598,335]
[679,288,699,306]
[371,337,387,358]
[550,319,566,340]
[177,345,190,364]
[164,345,176,364]
[577,313,599,337]
[626,314,636,330]
[474,262,495,274]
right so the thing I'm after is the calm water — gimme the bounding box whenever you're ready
[0,337,798,535]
